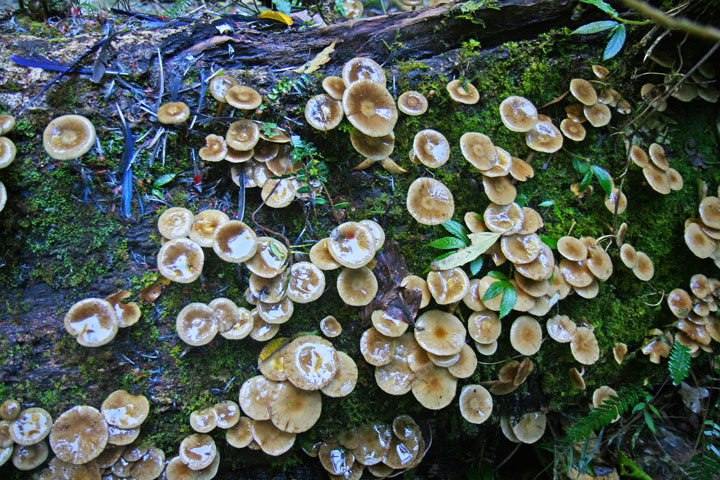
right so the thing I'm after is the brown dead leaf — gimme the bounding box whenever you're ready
[295,41,336,74]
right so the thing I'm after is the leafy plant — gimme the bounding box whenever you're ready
[565,385,645,442]
[686,419,720,480]
[570,0,647,59]
[151,173,176,198]
[668,342,692,386]
[571,155,614,195]
[290,135,332,206]
[165,0,194,18]
[482,270,516,318]
[427,220,500,273]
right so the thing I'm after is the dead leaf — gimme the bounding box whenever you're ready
[258,10,293,26]
[295,41,336,74]
[138,277,170,303]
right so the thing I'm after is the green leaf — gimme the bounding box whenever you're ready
[572,20,618,35]
[272,0,291,14]
[470,257,483,276]
[153,173,176,187]
[152,188,162,198]
[572,156,590,174]
[430,232,501,271]
[442,220,470,245]
[268,240,286,261]
[515,193,528,207]
[334,0,347,15]
[538,200,554,207]
[669,342,691,386]
[428,236,468,250]
[499,284,516,319]
[580,0,618,16]
[483,281,506,301]
[592,165,613,195]
[604,23,626,60]
[314,197,328,205]
[643,409,657,434]
[334,202,350,209]
[539,234,558,249]
[487,270,507,280]
[580,169,594,191]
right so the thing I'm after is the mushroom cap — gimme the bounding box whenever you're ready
[225,146,254,163]
[512,412,546,444]
[499,96,538,132]
[460,132,497,170]
[604,187,627,215]
[583,103,612,127]
[342,57,386,86]
[427,267,469,305]
[0,400,20,421]
[43,115,96,160]
[306,94,344,131]
[249,310,280,341]
[560,118,586,141]
[176,303,218,346]
[648,143,669,170]
[287,261,326,303]
[101,390,149,429]
[613,342,628,364]
[226,417,253,448]
[322,76,346,100]
[213,400,240,430]
[406,177,454,225]
[633,251,655,281]
[225,85,262,110]
[179,434,216,471]
[209,74,238,102]
[321,351,358,397]
[252,420,295,456]
[248,271,288,304]
[510,157,535,182]
[666,167,683,191]
[462,278,485,311]
[446,79,480,104]
[337,266,378,306]
[643,164,671,194]
[413,129,449,168]
[343,80,397,137]
[515,241,554,281]
[158,207,194,239]
[245,237,288,278]
[525,121,563,153]
[411,365,457,410]
[483,147,512,177]
[700,197,720,229]
[414,310,466,356]
[428,351,461,368]
[0,137,16,169]
[468,310,501,344]
[401,274,431,309]
[310,238,342,270]
[592,386,620,422]
[482,175,517,205]
[374,356,414,395]
[546,315,577,343]
[190,408,217,433]
[0,115,16,135]
[253,140,280,163]
[157,102,190,124]
[283,335,338,390]
[509,316,542,355]
[570,326,600,365]
[269,382,322,433]
[448,344,478,378]
[0,181,5,213]
[372,309,409,337]
[130,446,165,480]
[198,134,227,162]
[475,340,498,356]
[586,244,613,281]
[350,131,395,160]
[629,145,650,168]
[10,408,52,446]
[398,91,428,116]
[106,425,139,446]
[157,238,205,284]
[50,405,108,465]
[500,233,543,264]
[261,178,296,209]
[690,274,711,298]
[63,298,119,347]
[257,298,294,324]
[327,222,375,268]
[212,220,257,263]
[620,243,638,268]
[459,385,493,424]
[559,258,594,288]
[359,219,386,251]
[320,315,343,338]
[319,442,356,475]
[352,424,392,466]
[239,375,278,421]
[685,222,716,259]
[361,328,396,366]
[12,441,48,471]
[570,78,598,105]
[226,119,260,151]
[514,271,549,297]
[484,202,524,234]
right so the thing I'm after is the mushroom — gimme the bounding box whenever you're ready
[130,446,165,480]
[226,417,253,448]
[500,234,543,264]
[483,202,525,234]
[245,237,288,278]
[372,310,409,337]
[570,78,598,105]
[269,382,322,433]
[359,219,386,251]
[510,157,535,182]
[560,118,586,141]
[252,420,295,456]
[0,181,6,214]
[287,261,326,303]
[412,129,449,168]
[483,147,513,177]
[511,412,546,444]
[257,298,294,324]
[249,310,280,341]
[64,298,119,347]
[0,137,16,169]
[209,74,239,104]
[239,376,278,421]
[12,441,48,471]
[559,259,594,288]
[411,365,457,410]
[342,57,386,86]
[516,242,555,281]
[50,405,108,464]
[460,132,497,170]
[306,94,344,131]
[212,220,257,263]
[176,303,218,346]
[448,344,478,379]
[101,390,149,429]
[225,146,254,163]
[309,238,342,270]
[283,335,338,390]
[319,442,355,476]
[158,207,194,239]
[352,424,392,466]
[337,267,378,306]
[179,434,216,470]
[406,177,454,225]
[427,267,469,305]
[43,114,96,160]
[583,103,612,127]
[157,238,204,284]
[327,222,375,268]
[190,408,217,433]
[499,96,538,132]
[570,327,600,365]
[103,290,141,329]
[546,315,577,343]
[375,356,415,396]
[321,351,358,397]
[633,251,655,281]
[0,115,15,135]
[0,400,20,421]
[213,401,240,430]
[613,343,628,364]
[261,178,296,209]
[509,316,542,355]
[586,244,613,281]
[157,102,190,124]
[322,76,346,100]
[401,274,431,309]
[525,121,563,153]
[196,134,227,163]
[350,131,395,160]
[10,408,52,445]
[482,175,517,205]
[225,85,262,110]
[107,425,140,446]
[320,315,343,338]
[361,328,396,366]
[446,79,480,104]
[398,91,429,116]
[226,119,260,151]
[468,310,501,344]
[459,385,493,424]
[343,80,397,137]
[249,271,288,303]
[592,386,620,422]
[414,310,466,356]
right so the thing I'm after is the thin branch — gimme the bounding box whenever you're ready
[622,0,720,42]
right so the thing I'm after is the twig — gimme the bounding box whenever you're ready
[622,0,720,42]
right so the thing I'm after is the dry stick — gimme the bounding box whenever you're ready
[622,0,720,42]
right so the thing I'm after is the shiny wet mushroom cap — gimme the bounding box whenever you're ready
[0,137,16,169]
[411,365,457,410]
[546,315,576,343]
[245,237,288,278]
[261,178,296,209]
[570,78,598,105]
[560,118,586,141]
[700,197,720,229]
[499,96,538,132]
[198,134,227,162]
[397,91,428,116]
[643,164,671,195]
[460,132,497,170]
[64,298,118,347]
[226,119,260,151]
[43,115,96,160]
[361,328,396,366]
[342,57,386,85]
[570,326,600,365]
[190,408,217,433]
[287,261,326,304]
[320,315,343,338]
[446,79,479,104]
[509,316,542,355]
[350,131,395,160]
[0,115,15,135]
[101,390,149,429]
[321,351,358,397]
[327,222,375,268]
[413,129,450,168]
[10,408,52,445]
[482,175,517,206]
[225,85,262,110]
[212,220,257,263]
[342,80,398,137]
[414,310,466,356]
[583,103,612,127]
[427,267,469,305]
[252,420,295,456]
[633,251,655,281]
[50,405,108,465]
[157,102,190,124]
[468,310,501,344]
[512,412,546,444]
[209,74,238,102]
[157,238,204,284]
[189,209,230,247]
[459,385,493,424]
[239,375,277,421]
[406,177,454,225]
[0,400,20,421]
[226,416,253,448]
[283,335,338,390]
[322,76,346,100]
[305,94,344,131]
[179,434,216,471]
[176,303,218,346]
[525,120,563,153]
[269,382,322,433]
[337,267,378,307]
[158,207,194,239]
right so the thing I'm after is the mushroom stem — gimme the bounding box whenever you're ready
[215,103,224,117]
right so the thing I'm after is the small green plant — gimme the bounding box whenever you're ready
[571,0,648,60]
[482,270,517,319]
[427,220,500,274]
[668,342,692,386]
[571,154,614,195]
[565,385,645,442]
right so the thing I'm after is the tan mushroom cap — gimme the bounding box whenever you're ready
[361,328,397,366]
[176,303,218,346]
[320,315,343,338]
[700,196,720,229]
[499,96,538,132]
[500,233,543,264]
[517,242,555,282]
[398,91,428,116]
[633,251,655,281]
[372,310,409,337]
[512,412,546,444]
[586,244,613,281]
[509,316,542,355]
[482,175,517,206]
[642,163,671,195]
[179,434,216,471]
[546,315,577,343]
[559,259,594,288]
[319,442,356,475]
[286,261,325,304]
[157,238,204,284]
[283,335,338,390]
[570,78,598,106]
[413,129,450,168]
[0,181,5,214]
[525,120,563,153]
[246,237,288,278]
[248,271,288,304]
[571,326,600,365]
[427,267,469,305]
[321,351,358,397]
[157,102,190,125]
[1,400,20,421]
[0,115,15,135]
[342,80,397,137]
[460,132,497,170]
[212,220,257,263]
[483,147,512,177]
[213,401,240,430]
[428,351,461,368]
[350,131,395,161]
[106,425,139,446]
[460,278,484,312]
[63,298,118,347]
[685,222,717,259]
[257,298,294,324]
[239,376,278,421]
[375,356,414,395]
[342,57,386,86]
[646,143,668,171]
[337,267,378,306]
[690,274,711,298]
[414,310,466,356]
[12,441,48,471]
[625,146,650,170]
[305,94,344,131]
[43,115,96,160]
[592,386,620,422]
[327,222,375,268]
[209,74,238,102]
[226,119,260,151]
[253,140,280,163]
[322,76,346,100]
[604,187,627,215]
[406,177,454,225]
[459,385,493,424]
[252,420,295,456]
[310,238,342,270]
[189,209,230,247]
[130,446,165,480]
[468,310,501,344]
[269,382,322,433]
[0,137,16,170]
[225,146,254,164]
[448,344,477,378]
[619,243,638,268]
[484,202,524,234]
[664,167,683,191]
[613,342,628,365]
[560,118,586,141]
[196,134,226,162]
[101,390,149,429]
[411,365,457,410]
[49,405,108,465]
[261,178,296,209]
[583,103,612,127]
[475,341,498,356]
[249,310,280,341]
[158,207,194,240]
[446,79,479,104]
[509,157,534,183]
[190,408,217,433]
[10,408,52,446]
[352,424,392,466]
[514,271,549,297]
[225,85,262,110]
[226,417,253,448]
[400,274,431,309]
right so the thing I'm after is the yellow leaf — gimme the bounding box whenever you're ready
[294,41,336,74]
[258,10,293,26]
[259,337,290,361]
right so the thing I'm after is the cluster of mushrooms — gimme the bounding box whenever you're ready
[0,114,17,213]
[161,434,220,479]
[684,192,720,267]
[628,142,683,196]
[303,414,429,479]
[641,57,718,108]
[663,274,720,357]
[229,335,357,457]
[616,228,656,282]
[63,291,141,347]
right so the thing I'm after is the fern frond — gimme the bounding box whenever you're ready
[166,0,194,19]
[686,419,720,480]
[669,342,692,386]
[565,385,644,442]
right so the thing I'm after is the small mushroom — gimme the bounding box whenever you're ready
[398,91,428,116]
[176,303,218,346]
[482,175,517,205]
[446,79,479,104]
[245,237,288,278]
[306,94,344,131]
[158,207,194,239]
[427,267,469,305]
[320,315,343,338]
[460,132,497,170]
[101,390,149,429]
[10,408,52,446]
[239,376,278,421]
[448,344,478,379]
[43,115,96,160]
[570,327,600,365]
[359,219,386,251]
[310,238,342,270]
[592,386,620,422]
[64,298,119,347]
[406,177,454,225]
[412,129,450,168]
[198,134,227,163]
[0,115,16,135]
[212,220,257,263]
[322,76,346,100]
[499,96,538,132]
[287,261,326,304]
[321,351,358,397]
[511,412,546,444]
[209,74,239,104]
[49,405,108,464]
[372,310,409,337]
[570,79,597,105]
[509,316,542,355]
[525,121,563,153]
[252,420,295,456]
[613,343,628,364]
[546,315,577,343]
[226,417,253,448]
[157,102,190,124]
[190,408,217,433]
[179,434,216,470]
[327,222,376,268]
[342,81,398,137]
[633,251,655,281]
[459,385,493,424]
[0,137,16,169]
[583,103,612,127]
[361,328,397,366]
[261,178,296,208]
[0,400,20,421]
[468,310,501,344]
[414,310,466,356]
[214,401,240,429]
[225,85,262,110]
[350,131,395,160]
[226,119,260,151]
[269,382,322,433]
[342,57,386,86]
[283,335,338,390]
[157,238,204,284]
[12,441,48,471]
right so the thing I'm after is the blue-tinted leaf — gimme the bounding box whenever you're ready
[487,270,507,280]
[428,236,468,250]
[604,24,626,60]
[592,165,613,195]
[154,173,176,187]
[580,0,618,16]
[483,281,505,301]
[273,0,291,14]
[538,200,554,207]
[442,220,470,244]
[470,257,484,276]
[499,284,517,319]
[572,20,618,35]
